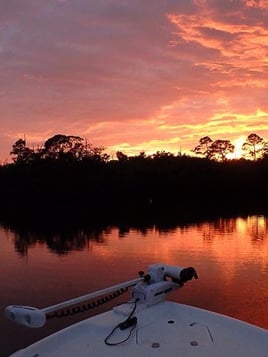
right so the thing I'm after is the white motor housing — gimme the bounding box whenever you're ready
[132,263,197,307]
[148,263,183,282]
[132,280,178,306]
[132,264,184,306]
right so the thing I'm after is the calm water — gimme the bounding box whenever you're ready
[1,215,268,356]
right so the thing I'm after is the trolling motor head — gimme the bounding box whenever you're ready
[172,266,198,286]
[146,263,198,284]
[132,263,198,307]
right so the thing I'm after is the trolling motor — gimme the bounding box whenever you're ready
[4,263,198,328]
[131,263,198,307]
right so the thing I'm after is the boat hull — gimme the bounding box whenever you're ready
[9,301,268,357]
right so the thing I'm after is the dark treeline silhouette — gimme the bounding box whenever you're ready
[0,132,268,229]
[8,132,268,164]
[193,133,268,161]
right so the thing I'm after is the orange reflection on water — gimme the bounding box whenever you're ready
[1,214,268,357]
[87,216,268,329]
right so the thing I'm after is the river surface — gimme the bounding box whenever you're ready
[1,215,268,356]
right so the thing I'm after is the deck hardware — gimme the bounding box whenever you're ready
[152,342,160,348]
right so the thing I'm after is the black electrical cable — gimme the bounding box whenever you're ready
[104,298,139,346]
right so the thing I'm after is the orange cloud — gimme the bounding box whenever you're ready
[1,1,268,161]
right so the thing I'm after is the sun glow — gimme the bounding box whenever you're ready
[227,136,247,160]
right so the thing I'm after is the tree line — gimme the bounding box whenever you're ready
[8,132,268,165]
[0,132,267,228]
[192,133,268,161]
[10,134,109,165]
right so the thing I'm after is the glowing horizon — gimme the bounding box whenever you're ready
[1,1,268,162]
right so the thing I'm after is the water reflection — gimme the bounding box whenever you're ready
[247,215,266,241]
[10,227,110,256]
[3,215,268,257]
[1,215,268,356]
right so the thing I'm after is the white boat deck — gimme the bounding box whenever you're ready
[10,301,268,357]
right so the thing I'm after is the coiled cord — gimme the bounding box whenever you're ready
[46,287,128,319]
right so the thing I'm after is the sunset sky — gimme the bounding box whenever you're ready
[1,0,268,162]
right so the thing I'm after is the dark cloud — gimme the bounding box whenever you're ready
[196,27,236,41]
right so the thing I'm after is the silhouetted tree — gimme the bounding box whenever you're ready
[138,151,146,159]
[88,145,110,162]
[41,134,85,160]
[242,133,268,161]
[151,151,175,159]
[116,151,128,161]
[192,136,213,158]
[193,137,235,161]
[10,134,110,165]
[10,139,35,164]
[208,140,235,161]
